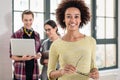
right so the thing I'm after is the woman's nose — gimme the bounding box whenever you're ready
[70,17,75,22]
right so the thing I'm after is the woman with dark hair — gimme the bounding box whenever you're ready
[47,0,99,80]
[40,20,60,80]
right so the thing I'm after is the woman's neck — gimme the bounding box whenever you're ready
[62,31,85,42]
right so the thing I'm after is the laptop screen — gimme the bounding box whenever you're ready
[10,39,36,56]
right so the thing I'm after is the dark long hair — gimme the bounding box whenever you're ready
[44,20,60,35]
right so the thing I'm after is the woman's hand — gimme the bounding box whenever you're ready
[49,64,76,79]
[62,64,76,75]
[89,68,99,80]
[34,52,42,59]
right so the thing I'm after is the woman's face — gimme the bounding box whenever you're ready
[64,7,81,31]
[22,14,34,29]
[44,24,57,38]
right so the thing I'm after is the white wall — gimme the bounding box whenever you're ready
[0,0,120,80]
[0,0,12,79]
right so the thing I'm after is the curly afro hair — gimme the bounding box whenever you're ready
[56,0,91,29]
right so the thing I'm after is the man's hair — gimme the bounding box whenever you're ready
[22,10,34,19]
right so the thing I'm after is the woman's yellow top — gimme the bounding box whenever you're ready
[47,36,97,80]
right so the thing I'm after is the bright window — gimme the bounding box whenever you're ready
[95,0,118,70]
[13,0,44,39]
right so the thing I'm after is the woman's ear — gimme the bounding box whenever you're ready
[55,27,58,31]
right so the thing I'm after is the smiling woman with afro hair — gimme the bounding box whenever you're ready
[47,0,99,80]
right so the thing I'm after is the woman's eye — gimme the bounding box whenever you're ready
[66,16,71,18]
[75,16,79,18]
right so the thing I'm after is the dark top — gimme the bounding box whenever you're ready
[23,30,35,80]
[40,39,52,65]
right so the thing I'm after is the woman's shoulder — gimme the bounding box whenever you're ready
[51,38,62,45]
[43,38,50,42]
[85,35,96,46]
[42,38,50,44]
[54,38,62,42]
[85,35,96,41]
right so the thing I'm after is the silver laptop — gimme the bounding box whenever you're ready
[10,39,36,56]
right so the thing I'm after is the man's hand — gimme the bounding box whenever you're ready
[34,52,42,59]
[22,55,34,61]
